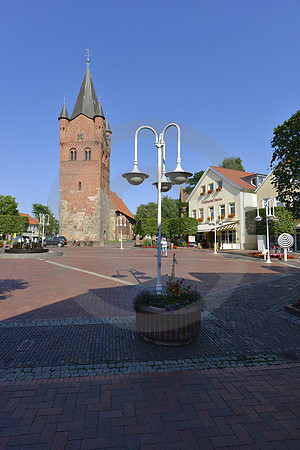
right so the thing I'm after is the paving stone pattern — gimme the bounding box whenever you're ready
[0,365,299,448]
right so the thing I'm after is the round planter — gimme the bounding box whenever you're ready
[136,302,202,346]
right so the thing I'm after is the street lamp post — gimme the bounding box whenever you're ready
[255,198,277,264]
[39,214,50,246]
[122,123,191,295]
[117,215,125,250]
[209,214,222,254]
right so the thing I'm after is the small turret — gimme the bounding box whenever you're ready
[105,114,112,135]
[59,98,69,138]
[58,98,69,120]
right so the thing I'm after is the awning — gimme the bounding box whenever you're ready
[217,221,239,231]
[197,221,239,233]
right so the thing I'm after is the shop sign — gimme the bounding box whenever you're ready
[201,197,223,204]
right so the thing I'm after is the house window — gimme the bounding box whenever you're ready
[251,177,257,186]
[198,208,204,219]
[221,230,236,243]
[229,203,235,215]
[220,204,225,218]
[192,210,196,218]
[209,207,214,219]
[201,185,206,194]
[217,180,222,189]
[78,181,82,191]
[208,183,214,191]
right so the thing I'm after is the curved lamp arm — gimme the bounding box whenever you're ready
[134,126,159,169]
[161,123,181,169]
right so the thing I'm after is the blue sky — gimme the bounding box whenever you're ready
[1,0,299,217]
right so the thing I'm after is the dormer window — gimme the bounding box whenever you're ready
[251,177,257,186]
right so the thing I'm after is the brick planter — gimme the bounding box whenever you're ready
[136,303,202,346]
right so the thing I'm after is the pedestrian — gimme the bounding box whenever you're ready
[161,237,168,258]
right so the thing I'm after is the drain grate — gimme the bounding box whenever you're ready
[17,340,34,351]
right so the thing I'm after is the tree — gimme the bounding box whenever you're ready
[270,110,300,217]
[220,157,245,171]
[0,195,19,215]
[135,198,179,234]
[32,204,59,235]
[245,207,296,236]
[0,215,28,237]
[184,171,205,194]
[161,196,179,219]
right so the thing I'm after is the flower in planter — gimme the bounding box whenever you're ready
[207,189,214,193]
[133,277,204,312]
[228,213,235,218]
[218,215,225,220]
[197,218,204,222]
[216,187,222,191]
[200,192,205,196]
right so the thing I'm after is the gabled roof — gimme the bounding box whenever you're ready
[187,166,256,202]
[255,169,274,193]
[210,166,256,190]
[19,213,39,225]
[110,191,135,220]
[71,66,104,120]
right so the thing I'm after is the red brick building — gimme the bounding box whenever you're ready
[109,192,135,241]
[59,57,134,244]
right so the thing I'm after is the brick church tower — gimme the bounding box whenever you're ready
[59,55,112,245]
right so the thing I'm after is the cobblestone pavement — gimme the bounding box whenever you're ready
[0,248,299,447]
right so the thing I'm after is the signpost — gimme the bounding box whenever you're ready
[278,233,294,261]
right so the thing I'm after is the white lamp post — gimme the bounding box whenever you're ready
[209,213,222,254]
[122,123,191,295]
[39,214,50,246]
[117,215,125,250]
[255,198,277,264]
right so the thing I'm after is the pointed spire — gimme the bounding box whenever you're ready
[58,97,69,120]
[105,114,112,134]
[71,55,101,120]
[95,96,105,118]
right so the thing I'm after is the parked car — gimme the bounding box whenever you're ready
[57,235,67,245]
[45,236,65,247]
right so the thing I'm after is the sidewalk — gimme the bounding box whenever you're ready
[0,365,299,448]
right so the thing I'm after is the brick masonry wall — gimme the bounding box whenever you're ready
[59,114,110,245]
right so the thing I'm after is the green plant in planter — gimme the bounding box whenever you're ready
[133,278,204,312]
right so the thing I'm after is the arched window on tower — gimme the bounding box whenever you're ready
[85,149,92,160]
[70,149,77,161]
[78,181,82,191]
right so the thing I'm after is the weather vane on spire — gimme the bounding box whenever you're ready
[85,49,91,67]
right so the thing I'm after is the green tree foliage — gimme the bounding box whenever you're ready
[270,110,300,217]
[220,157,245,171]
[184,171,204,194]
[0,195,19,215]
[140,217,198,242]
[32,203,59,235]
[135,197,179,234]
[245,207,296,236]
[0,215,28,236]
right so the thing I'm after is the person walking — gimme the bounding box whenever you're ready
[161,237,168,258]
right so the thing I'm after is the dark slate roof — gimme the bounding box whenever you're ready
[105,116,112,134]
[58,102,69,120]
[71,67,103,120]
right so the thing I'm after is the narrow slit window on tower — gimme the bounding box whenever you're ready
[74,150,77,160]
[70,151,73,160]
[78,181,82,191]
